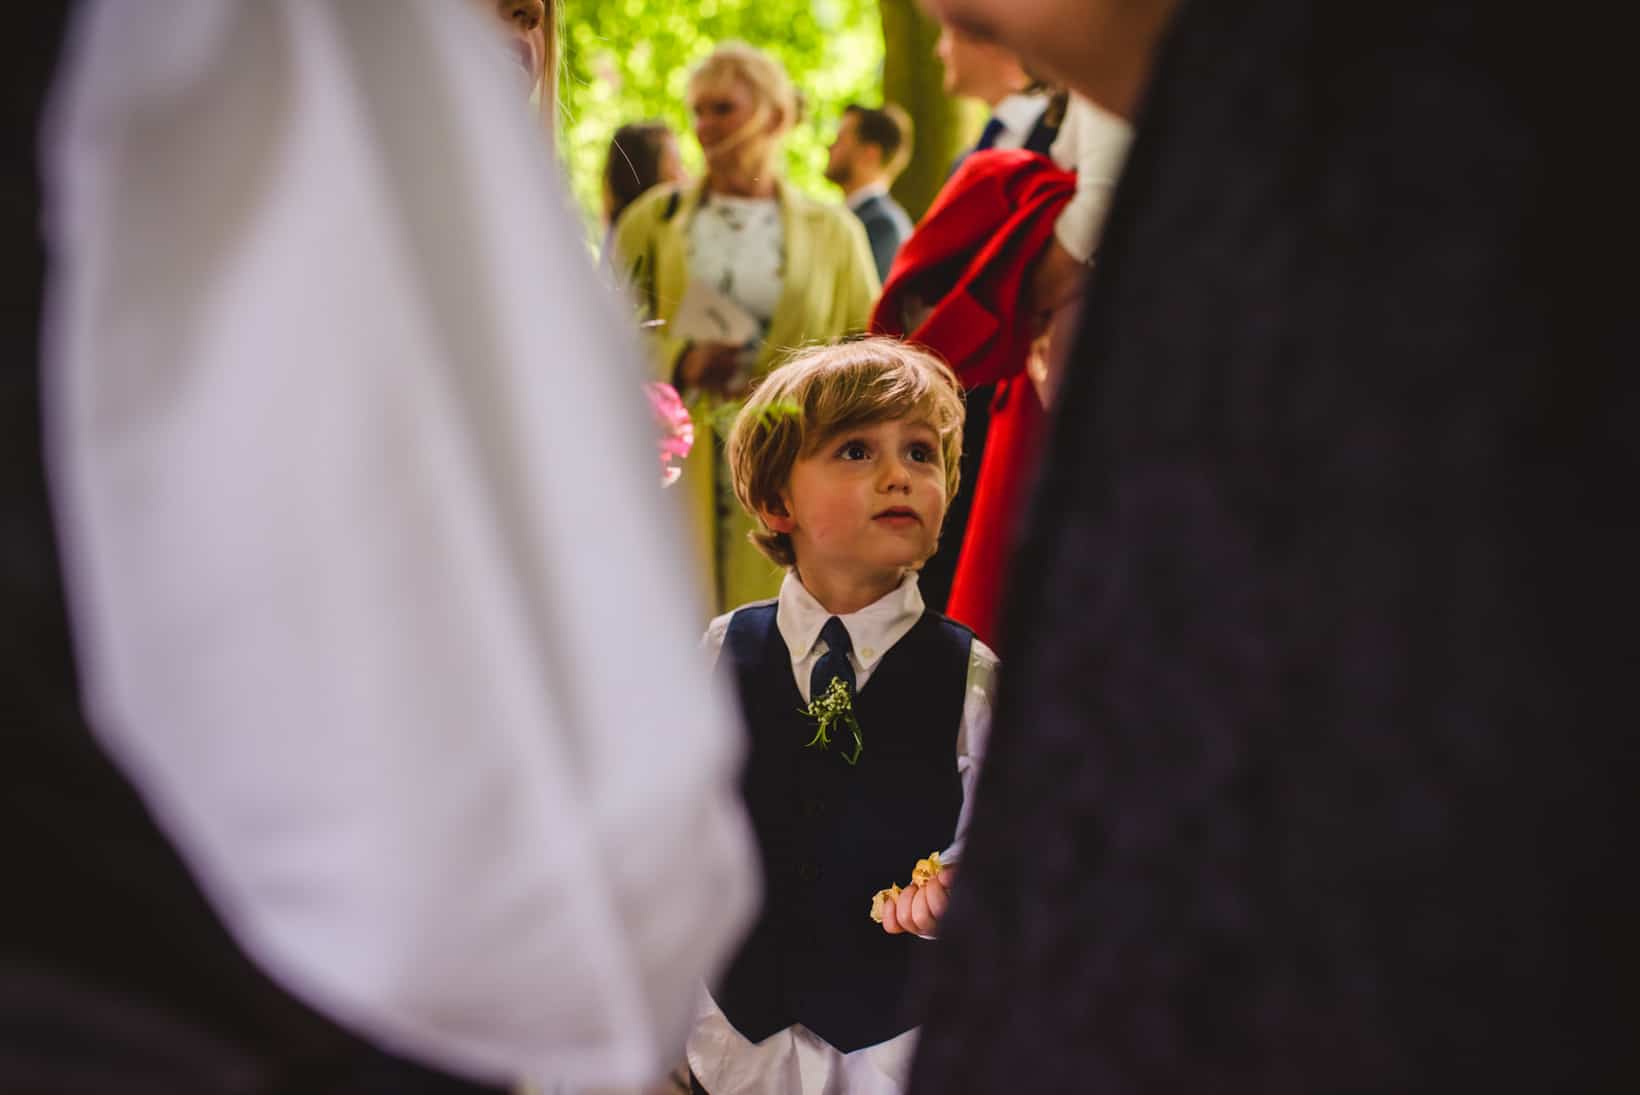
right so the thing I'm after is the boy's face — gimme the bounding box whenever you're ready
[769,416,949,591]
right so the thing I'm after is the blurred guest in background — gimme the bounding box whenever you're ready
[468,0,558,124]
[872,53,1128,649]
[938,24,1058,171]
[612,41,878,613]
[603,121,688,249]
[825,103,916,282]
[912,25,1059,615]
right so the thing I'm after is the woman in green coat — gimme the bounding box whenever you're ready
[611,41,880,613]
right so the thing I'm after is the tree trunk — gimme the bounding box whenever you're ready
[880,0,982,221]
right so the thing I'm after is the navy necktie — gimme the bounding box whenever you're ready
[974,115,1006,152]
[809,616,856,704]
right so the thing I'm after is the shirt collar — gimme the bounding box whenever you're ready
[776,570,925,675]
[991,92,1049,139]
[845,180,890,212]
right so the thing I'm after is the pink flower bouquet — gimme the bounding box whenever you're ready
[645,381,694,486]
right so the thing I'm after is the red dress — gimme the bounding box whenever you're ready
[872,150,1076,648]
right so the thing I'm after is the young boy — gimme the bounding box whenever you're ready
[687,337,1000,1094]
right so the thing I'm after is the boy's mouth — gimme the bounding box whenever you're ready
[873,506,921,523]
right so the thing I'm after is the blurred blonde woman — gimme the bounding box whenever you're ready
[613,41,880,613]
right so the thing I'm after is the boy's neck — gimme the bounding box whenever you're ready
[794,566,909,617]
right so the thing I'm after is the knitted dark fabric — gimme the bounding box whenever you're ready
[909,1,1635,1092]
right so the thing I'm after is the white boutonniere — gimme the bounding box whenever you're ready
[803,675,863,766]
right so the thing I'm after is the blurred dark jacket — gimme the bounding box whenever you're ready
[909,1,1636,1092]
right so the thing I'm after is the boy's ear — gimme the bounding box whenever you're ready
[757,493,797,534]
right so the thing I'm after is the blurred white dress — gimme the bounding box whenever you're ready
[42,1,756,1089]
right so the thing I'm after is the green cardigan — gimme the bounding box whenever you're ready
[611,178,880,381]
[610,179,880,610]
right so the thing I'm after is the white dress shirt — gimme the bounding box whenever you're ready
[844,180,891,213]
[43,1,756,1089]
[687,572,999,1095]
[1048,93,1134,263]
[986,93,1052,152]
[688,193,785,329]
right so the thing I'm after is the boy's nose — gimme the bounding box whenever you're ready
[877,456,912,491]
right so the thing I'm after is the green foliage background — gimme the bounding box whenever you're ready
[557,0,886,243]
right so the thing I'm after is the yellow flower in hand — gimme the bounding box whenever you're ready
[910,852,944,887]
[872,852,951,931]
[869,883,903,924]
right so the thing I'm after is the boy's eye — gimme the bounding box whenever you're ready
[908,443,936,464]
[837,440,870,461]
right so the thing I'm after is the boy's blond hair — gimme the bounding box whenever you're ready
[728,338,965,568]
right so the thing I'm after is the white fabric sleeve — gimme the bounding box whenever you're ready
[41,1,756,1088]
[1049,94,1135,264]
[940,638,999,866]
[702,612,735,667]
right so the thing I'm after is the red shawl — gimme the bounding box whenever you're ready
[872,150,1076,647]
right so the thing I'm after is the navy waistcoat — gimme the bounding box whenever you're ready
[713,604,971,1053]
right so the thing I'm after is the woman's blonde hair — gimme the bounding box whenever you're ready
[686,41,798,173]
[535,1,561,131]
[728,338,965,568]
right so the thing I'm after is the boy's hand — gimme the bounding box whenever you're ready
[881,866,954,936]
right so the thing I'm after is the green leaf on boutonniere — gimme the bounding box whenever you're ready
[803,675,863,766]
